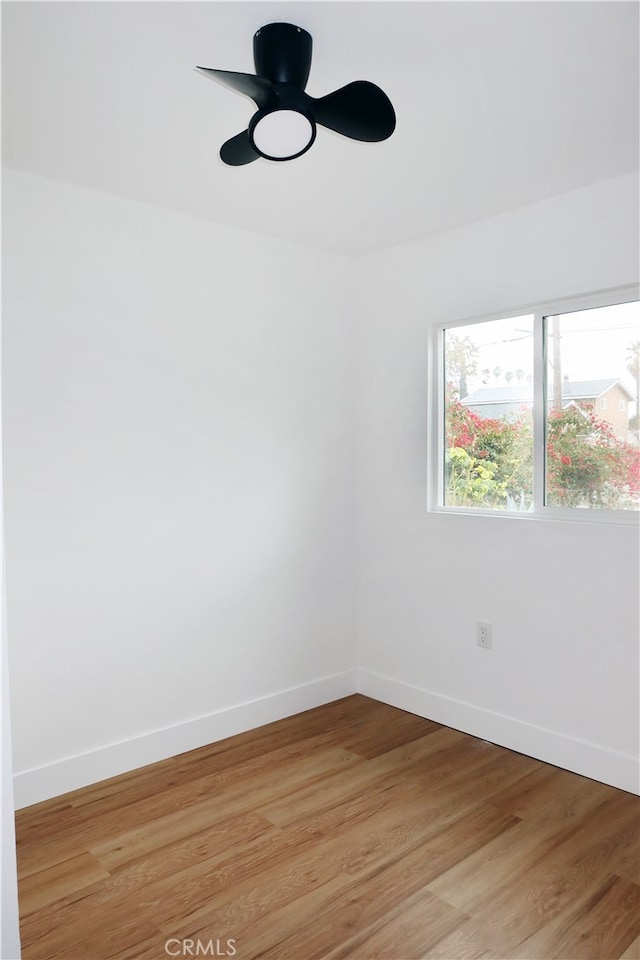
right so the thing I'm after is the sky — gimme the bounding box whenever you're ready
[554,302,639,392]
[453,300,639,399]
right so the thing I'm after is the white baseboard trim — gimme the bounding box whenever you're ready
[357,668,639,795]
[13,669,358,809]
[15,666,638,807]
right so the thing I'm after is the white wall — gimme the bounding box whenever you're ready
[2,597,21,960]
[4,168,638,810]
[354,172,640,793]
[2,373,21,958]
[3,170,357,806]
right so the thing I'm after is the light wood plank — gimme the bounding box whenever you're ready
[15,694,640,960]
[17,851,111,916]
[620,934,640,959]
[513,872,640,959]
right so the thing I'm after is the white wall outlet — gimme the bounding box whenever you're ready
[477,621,492,649]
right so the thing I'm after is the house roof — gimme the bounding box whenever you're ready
[561,378,635,400]
[461,385,533,405]
[461,378,635,405]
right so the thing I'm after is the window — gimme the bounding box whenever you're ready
[433,289,640,520]
[443,314,534,510]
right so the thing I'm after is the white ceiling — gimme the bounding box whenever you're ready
[2,1,638,256]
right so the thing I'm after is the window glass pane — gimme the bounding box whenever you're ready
[545,302,640,510]
[444,315,534,510]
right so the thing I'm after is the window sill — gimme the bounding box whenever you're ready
[430,505,640,527]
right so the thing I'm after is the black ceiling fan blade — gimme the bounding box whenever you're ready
[220,131,260,166]
[195,67,276,110]
[311,80,396,142]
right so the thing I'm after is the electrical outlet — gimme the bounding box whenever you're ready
[477,621,492,649]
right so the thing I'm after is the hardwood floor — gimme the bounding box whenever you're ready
[14,695,640,960]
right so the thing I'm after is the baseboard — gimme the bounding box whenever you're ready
[357,668,639,795]
[13,669,358,809]
[15,666,638,807]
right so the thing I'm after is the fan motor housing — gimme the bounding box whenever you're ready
[253,23,312,89]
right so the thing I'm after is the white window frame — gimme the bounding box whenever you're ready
[428,284,639,526]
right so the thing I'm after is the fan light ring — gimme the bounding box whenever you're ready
[249,108,316,161]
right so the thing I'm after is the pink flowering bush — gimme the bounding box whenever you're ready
[546,406,640,508]
[445,399,533,508]
[445,398,640,510]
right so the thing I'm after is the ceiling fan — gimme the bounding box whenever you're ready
[196,22,396,166]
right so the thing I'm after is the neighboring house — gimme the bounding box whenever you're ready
[461,377,636,441]
[460,384,533,421]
